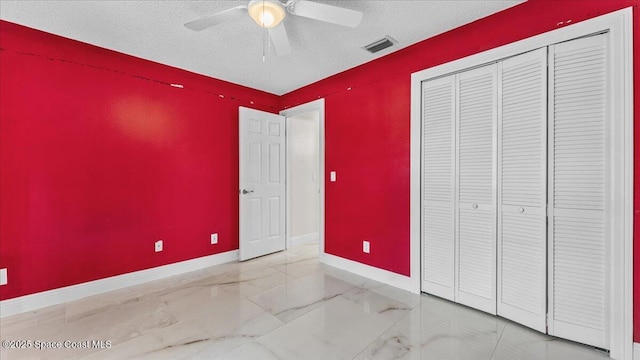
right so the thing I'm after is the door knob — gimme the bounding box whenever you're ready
[241,189,254,194]
[519,207,525,214]
[472,203,478,209]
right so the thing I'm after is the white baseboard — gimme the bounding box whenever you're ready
[634,342,640,360]
[0,250,239,318]
[290,232,319,248]
[322,253,416,293]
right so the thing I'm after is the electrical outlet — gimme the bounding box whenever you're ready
[0,268,7,286]
[211,233,218,245]
[363,240,370,254]
[155,240,163,252]
[330,171,337,182]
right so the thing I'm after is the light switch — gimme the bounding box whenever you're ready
[330,171,336,182]
[363,240,370,254]
[0,268,7,286]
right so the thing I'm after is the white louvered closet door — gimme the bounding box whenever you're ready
[421,76,456,300]
[548,34,609,349]
[497,48,547,332]
[455,64,497,315]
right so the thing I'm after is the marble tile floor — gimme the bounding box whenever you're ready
[0,243,610,360]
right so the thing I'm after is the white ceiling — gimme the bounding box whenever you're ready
[0,0,523,95]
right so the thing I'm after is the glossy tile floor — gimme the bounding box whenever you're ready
[1,243,610,360]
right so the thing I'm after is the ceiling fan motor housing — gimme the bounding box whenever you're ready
[248,0,286,29]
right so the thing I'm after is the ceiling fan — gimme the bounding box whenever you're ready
[184,0,363,56]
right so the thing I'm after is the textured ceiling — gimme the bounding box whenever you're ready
[0,0,524,95]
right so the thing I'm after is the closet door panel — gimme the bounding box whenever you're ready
[548,34,608,349]
[497,48,547,332]
[455,64,497,315]
[421,76,456,300]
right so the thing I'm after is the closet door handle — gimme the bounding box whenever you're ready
[472,203,478,209]
[519,207,525,214]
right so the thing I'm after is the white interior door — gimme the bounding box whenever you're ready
[239,107,286,261]
[547,34,609,349]
[420,75,456,301]
[455,64,497,315]
[497,48,547,332]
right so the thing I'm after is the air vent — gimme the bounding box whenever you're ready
[363,36,397,54]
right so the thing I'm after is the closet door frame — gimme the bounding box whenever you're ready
[410,8,632,359]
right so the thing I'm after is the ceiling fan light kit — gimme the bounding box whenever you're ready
[248,1,286,29]
[185,0,364,57]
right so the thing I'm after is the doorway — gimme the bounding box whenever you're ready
[287,111,319,247]
[281,99,326,258]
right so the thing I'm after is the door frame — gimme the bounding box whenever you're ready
[410,8,633,359]
[280,99,326,259]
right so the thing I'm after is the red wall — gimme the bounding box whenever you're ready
[0,20,279,300]
[280,0,639,340]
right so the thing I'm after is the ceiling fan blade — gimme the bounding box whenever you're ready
[289,0,363,28]
[184,6,247,31]
[269,23,291,56]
